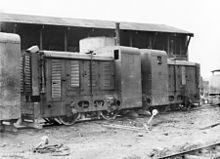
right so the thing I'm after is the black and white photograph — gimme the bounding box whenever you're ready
[0,0,220,158]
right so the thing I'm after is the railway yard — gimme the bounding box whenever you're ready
[1,104,220,159]
[0,13,219,159]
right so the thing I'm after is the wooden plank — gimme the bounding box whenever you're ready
[102,124,145,131]
[199,122,220,130]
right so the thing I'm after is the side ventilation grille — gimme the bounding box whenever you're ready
[70,61,80,87]
[51,60,62,99]
[102,62,114,90]
[21,55,32,93]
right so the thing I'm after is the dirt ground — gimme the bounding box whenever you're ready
[1,104,220,159]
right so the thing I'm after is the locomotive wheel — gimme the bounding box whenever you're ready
[100,110,119,120]
[58,113,79,126]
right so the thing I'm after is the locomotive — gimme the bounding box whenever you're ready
[0,32,200,128]
[208,70,220,105]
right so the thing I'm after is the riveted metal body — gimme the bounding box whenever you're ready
[208,70,220,105]
[0,32,21,121]
[96,46,143,109]
[168,60,200,105]
[21,46,142,120]
[140,49,169,109]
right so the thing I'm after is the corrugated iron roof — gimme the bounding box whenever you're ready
[0,13,193,36]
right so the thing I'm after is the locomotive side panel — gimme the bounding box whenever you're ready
[43,58,65,117]
[141,49,169,109]
[168,60,200,106]
[120,49,142,108]
[209,70,220,105]
[0,32,21,121]
[185,65,200,104]
[95,46,143,109]
[41,54,117,117]
[168,65,183,104]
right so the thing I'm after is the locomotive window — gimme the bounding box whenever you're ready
[157,56,162,65]
[114,50,119,60]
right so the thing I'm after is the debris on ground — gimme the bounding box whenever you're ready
[148,143,200,158]
[164,133,169,136]
[33,144,70,156]
[1,155,27,159]
[32,135,70,156]
[148,147,171,158]
[137,133,143,137]
[1,143,7,147]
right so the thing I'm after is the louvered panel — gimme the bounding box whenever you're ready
[20,57,24,92]
[20,55,32,93]
[70,61,80,87]
[102,62,114,90]
[92,63,97,87]
[51,60,62,98]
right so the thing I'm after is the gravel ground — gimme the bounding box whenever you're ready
[1,105,220,159]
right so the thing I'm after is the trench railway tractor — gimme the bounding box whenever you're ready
[97,47,200,111]
[0,32,201,128]
[0,32,21,129]
[167,59,200,110]
[20,46,142,126]
[140,49,169,110]
[209,70,220,105]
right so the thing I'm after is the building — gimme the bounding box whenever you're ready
[0,13,193,60]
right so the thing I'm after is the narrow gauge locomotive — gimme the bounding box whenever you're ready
[208,70,220,105]
[0,32,21,127]
[167,59,200,110]
[21,45,143,126]
[0,32,200,127]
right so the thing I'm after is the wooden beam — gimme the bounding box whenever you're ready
[115,23,120,45]
[64,28,68,51]
[102,124,145,131]
[129,37,133,47]
[185,35,191,60]
[13,24,17,33]
[167,36,170,55]
[39,25,44,49]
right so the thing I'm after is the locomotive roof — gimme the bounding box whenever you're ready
[167,59,198,66]
[41,50,114,61]
[0,13,193,36]
[0,32,20,43]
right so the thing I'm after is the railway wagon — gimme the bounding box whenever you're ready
[167,60,200,109]
[21,46,142,126]
[0,32,21,127]
[208,70,220,105]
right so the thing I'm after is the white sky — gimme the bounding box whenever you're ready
[0,0,220,78]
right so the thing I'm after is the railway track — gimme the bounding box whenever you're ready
[158,142,220,159]
[1,104,218,132]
